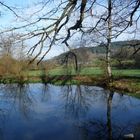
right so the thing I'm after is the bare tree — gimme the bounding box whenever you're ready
[0,34,27,81]
[0,0,140,79]
[0,0,94,63]
[106,0,112,78]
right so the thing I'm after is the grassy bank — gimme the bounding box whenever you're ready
[0,67,140,95]
[27,67,140,77]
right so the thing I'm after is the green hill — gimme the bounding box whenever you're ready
[46,40,140,68]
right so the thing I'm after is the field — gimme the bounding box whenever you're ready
[0,67,139,95]
[27,67,140,77]
[26,67,140,95]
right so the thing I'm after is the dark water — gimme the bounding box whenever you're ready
[0,84,140,140]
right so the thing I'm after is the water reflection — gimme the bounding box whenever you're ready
[0,109,5,139]
[0,84,32,119]
[0,84,140,140]
[61,85,140,139]
[62,86,115,140]
[40,84,51,102]
[107,91,114,140]
[77,89,140,140]
[62,85,93,120]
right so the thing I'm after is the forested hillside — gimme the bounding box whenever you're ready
[46,40,140,69]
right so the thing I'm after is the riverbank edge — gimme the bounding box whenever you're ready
[0,75,140,97]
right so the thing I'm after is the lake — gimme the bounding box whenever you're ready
[0,84,140,140]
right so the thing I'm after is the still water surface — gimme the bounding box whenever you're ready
[0,84,140,140]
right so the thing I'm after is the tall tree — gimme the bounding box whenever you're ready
[107,0,112,78]
[0,0,140,79]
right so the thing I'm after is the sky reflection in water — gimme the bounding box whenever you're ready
[0,84,140,140]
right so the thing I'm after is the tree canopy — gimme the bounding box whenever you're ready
[0,0,140,63]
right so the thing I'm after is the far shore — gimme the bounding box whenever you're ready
[0,74,139,98]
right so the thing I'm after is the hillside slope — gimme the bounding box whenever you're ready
[46,40,140,67]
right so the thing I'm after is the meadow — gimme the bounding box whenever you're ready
[27,67,140,77]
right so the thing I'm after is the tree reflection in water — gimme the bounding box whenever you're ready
[71,89,116,140]
[62,85,94,120]
[61,85,114,139]
[61,85,140,140]
[135,123,140,139]
[0,84,32,119]
[0,84,51,118]
[0,84,139,140]
[0,109,5,139]
[107,91,114,140]
[40,84,51,103]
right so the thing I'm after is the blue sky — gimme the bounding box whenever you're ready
[0,0,30,25]
[3,0,34,7]
[0,0,66,59]
[0,0,140,59]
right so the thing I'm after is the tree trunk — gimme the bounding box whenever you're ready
[107,42,112,78]
[107,92,114,140]
[106,0,112,79]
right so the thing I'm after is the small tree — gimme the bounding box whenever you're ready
[0,34,27,81]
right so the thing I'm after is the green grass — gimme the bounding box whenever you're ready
[27,70,44,77]
[27,67,140,78]
[0,67,139,95]
[112,69,140,77]
[48,67,103,76]
[80,67,103,75]
[27,67,103,76]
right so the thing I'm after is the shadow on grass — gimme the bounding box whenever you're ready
[46,75,73,85]
[39,68,73,85]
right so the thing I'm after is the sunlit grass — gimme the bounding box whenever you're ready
[112,69,140,77]
[27,67,140,77]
